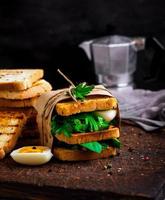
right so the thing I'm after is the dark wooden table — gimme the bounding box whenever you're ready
[0,123,165,200]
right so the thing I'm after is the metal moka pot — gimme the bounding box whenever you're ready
[79,35,145,88]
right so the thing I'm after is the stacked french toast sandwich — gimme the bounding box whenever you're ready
[0,69,52,159]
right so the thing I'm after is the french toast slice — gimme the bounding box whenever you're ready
[53,146,117,161]
[55,126,120,144]
[56,96,118,116]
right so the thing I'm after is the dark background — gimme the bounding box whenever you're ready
[0,0,165,89]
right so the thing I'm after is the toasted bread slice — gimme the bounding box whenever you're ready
[0,107,37,122]
[0,97,38,107]
[55,126,120,144]
[0,148,5,159]
[56,96,118,116]
[0,107,38,138]
[0,79,52,100]
[0,111,26,159]
[0,69,43,91]
[53,146,116,161]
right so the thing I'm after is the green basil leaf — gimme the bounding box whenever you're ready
[80,141,102,153]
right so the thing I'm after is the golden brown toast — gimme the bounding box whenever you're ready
[0,107,38,138]
[55,126,120,144]
[0,111,26,159]
[0,97,38,108]
[0,69,43,91]
[53,146,116,161]
[0,107,37,122]
[56,96,118,116]
[0,79,52,100]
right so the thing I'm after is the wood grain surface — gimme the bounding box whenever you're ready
[0,123,165,200]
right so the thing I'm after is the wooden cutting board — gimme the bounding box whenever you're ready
[0,123,165,200]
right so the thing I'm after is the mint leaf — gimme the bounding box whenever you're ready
[80,141,103,153]
[72,82,94,100]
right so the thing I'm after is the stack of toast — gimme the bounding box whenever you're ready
[0,69,52,159]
